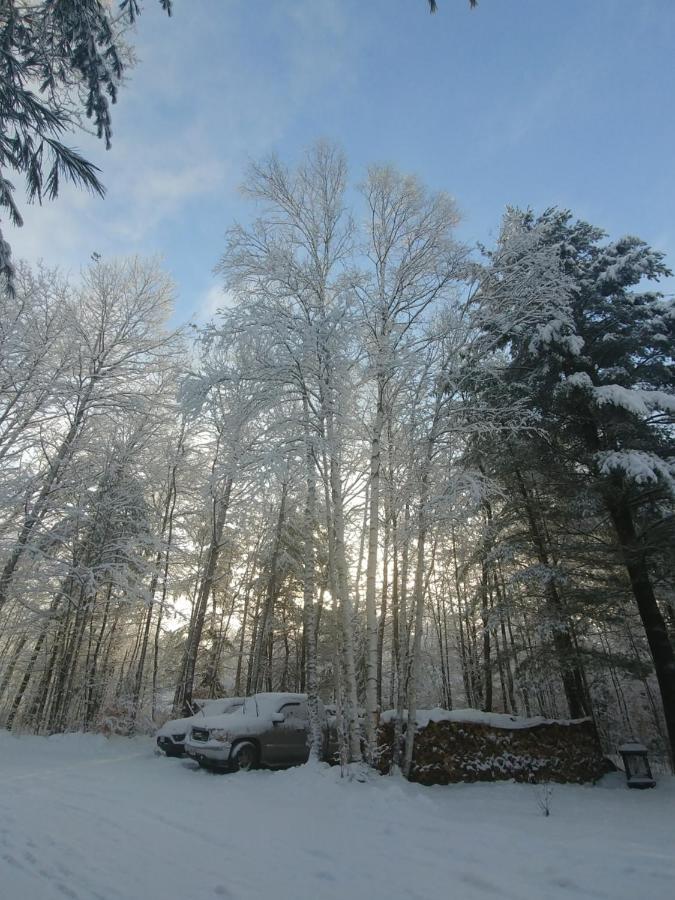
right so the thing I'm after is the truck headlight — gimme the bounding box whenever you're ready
[210,729,231,742]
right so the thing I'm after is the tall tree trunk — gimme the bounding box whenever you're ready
[84,582,113,728]
[328,423,362,764]
[301,391,323,760]
[251,478,288,692]
[440,579,453,710]
[392,500,411,771]
[353,479,369,617]
[234,538,260,697]
[389,519,400,709]
[480,562,493,712]
[0,634,26,706]
[515,468,588,719]
[48,588,90,733]
[492,574,516,713]
[450,528,473,706]
[320,443,347,767]
[235,583,253,697]
[6,606,59,730]
[607,493,675,767]
[174,476,233,716]
[320,401,361,765]
[131,441,181,721]
[403,495,428,777]
[0,381,94,614]
[377,511,390,710]
[364,379,385,756]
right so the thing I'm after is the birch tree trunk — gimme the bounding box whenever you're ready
[403,487,429,777]
[302,391,323,760]
[363,379,385,755]
[326,404,362,764]
[251,477,288,693]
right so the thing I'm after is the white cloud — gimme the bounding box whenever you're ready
[7,182,102,274]
[191,282,237,325]
[3,0,364,321]
[108,156,227,244]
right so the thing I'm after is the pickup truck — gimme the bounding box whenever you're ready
[156,697,244,757]
[184,692,335,771]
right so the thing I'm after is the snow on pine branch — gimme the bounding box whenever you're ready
[597,450,675,491]
[594,385,675,416]
[380,707,589,730]
[560,373,675,418]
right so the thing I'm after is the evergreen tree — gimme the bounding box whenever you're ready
[482,208,675,761]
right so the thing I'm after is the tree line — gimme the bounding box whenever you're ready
[0,144,672,772]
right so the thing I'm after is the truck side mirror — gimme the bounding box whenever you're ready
[271,712,285,725]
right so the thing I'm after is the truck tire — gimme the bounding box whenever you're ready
[231,741,258,772]
[163,746,184,758]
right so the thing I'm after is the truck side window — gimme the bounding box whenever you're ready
[279,702,309,725]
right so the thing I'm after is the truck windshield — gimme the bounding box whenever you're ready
[242,697,259,717]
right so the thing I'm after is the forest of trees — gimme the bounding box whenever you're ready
[0,144,673,772]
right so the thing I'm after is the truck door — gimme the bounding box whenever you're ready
[276,701,310,765]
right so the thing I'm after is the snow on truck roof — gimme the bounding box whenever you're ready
[245,693,308,715]
[198,697,244,713]
[194,693,312,730]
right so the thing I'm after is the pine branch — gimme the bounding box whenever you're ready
[43,138,105,201]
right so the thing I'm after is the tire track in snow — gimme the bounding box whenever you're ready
[0,751,148,785]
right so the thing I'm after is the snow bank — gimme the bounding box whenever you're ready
[0,731,673,900]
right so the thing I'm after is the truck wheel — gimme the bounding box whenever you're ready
[231,741,258,772]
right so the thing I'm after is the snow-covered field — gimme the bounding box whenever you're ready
[1,732,673,900]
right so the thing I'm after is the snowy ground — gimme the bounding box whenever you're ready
[1,732,673,900]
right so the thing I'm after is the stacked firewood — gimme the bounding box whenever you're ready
[376,716,613,785]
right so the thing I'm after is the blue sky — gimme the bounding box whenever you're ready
[10,0,675,321]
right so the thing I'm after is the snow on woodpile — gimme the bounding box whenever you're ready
[377,708,613,785]
[379,707,588,730]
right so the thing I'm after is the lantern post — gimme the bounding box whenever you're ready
[617,741,655,789]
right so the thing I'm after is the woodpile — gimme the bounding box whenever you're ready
[376,713,613,785]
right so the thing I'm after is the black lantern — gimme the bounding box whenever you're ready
[618,741,655,789]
